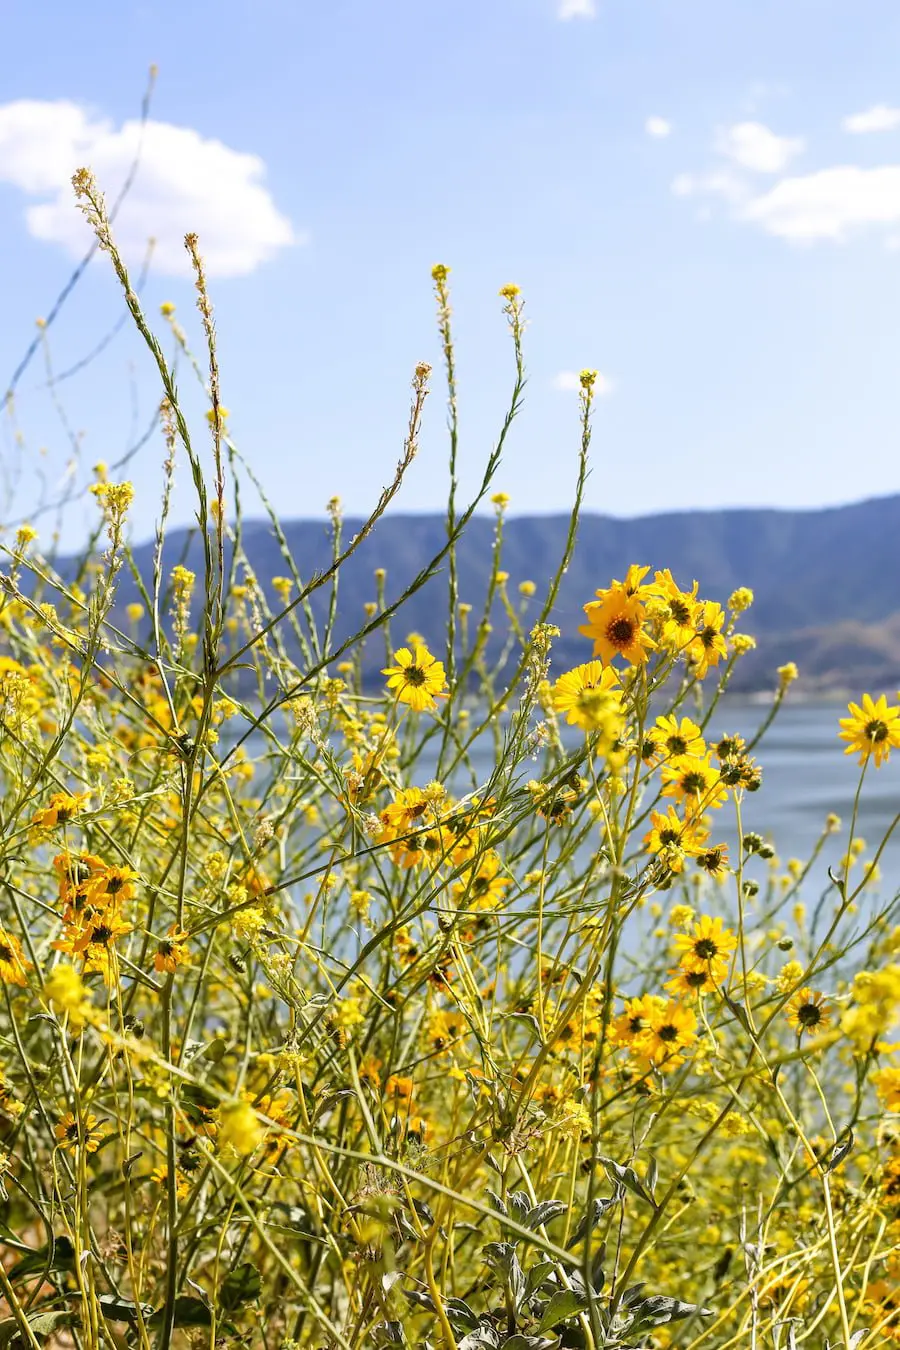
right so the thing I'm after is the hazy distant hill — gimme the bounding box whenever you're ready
[109,494,900,693]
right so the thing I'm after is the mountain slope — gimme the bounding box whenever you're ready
[100,494,900,691]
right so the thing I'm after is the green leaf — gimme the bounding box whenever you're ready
[0,1310,73,1347]
[220,1262,261,1313]
[444,1298,479,1332]
[600,1159,657,1209]
[149,1296,212,1328]
[458,1331,500,1350]
[566,1195,618,1247]
[536,1288,588,1331]
[825,1131,853,1174]
[6,1237,74,1282]
[485,1189,507,1217]
[507,1191,531,1223]
[526,1200,567,1230]
[629,1294,712,1331]
[501,1336,559,1350]
[99,1295,154,1324]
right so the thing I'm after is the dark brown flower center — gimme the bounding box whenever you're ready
[607,616,636,647]
[866,719,888,743]
[666,735,688,756]
[657,1024,679,1043]
[797,1003,822,1028]
[694,938,718,960]
[0,944,13,964]
[405,665,426,687]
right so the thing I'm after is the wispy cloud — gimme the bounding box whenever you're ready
[553,370,613,395]
[557,0,596,20]
[671,169,749,206]
[843,104,900,134]
[673,111,900,247]
[714,121,805,174]
[0,99,297,278]
[744,165,900,241]
[645,116,672,139]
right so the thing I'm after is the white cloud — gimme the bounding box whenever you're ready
[671,170,749,206]
[645,116,672,139]
[553,370,613,395]
[743,165,900,241]
[0,99,296,278]
[714,121,805,174]
[557,0,596,19]
[843,103,900,134]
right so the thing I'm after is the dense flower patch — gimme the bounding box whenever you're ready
[0,175,896,1349]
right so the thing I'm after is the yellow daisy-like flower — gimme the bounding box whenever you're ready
[551,661,622,732]
[660,754,728,815]
[839,694,900,768]
[873,1064,900,1112]
[609,994,666,1049]
[786,987,832,1038]
[44,962,91,1028]
[0,929,30,987]
[89,864,138,908]
[613,564,655,598]
[154,925,191,974]
[640,1001,698,1070]
[665,964,717,999]
[55,1111,106,1153]
[218,1101,263,1156]
[382,645,447,712]
[427,1008,466,1053]
[651,713,706,762]
[378,787,432,868]
[687,601,729,679]
[579,583,655,666]
[453,849,511,911]
[54,910,131,982]
[31,791,89,831]
[151,1165,191,1201]
[643,806,709,873]
[673,914,738,980]
[696,843,730,881]
[648,569,700,648]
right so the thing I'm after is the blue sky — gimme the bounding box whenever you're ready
[2,0,900,547]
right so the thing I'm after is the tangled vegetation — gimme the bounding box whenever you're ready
[0,169,898,1350]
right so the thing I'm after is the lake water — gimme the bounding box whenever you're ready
[446,700,900,903]
[699,702,899,872]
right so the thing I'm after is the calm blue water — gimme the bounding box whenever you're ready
[447,701,900,900]
[241,700,900,904]
[698,701,900,906]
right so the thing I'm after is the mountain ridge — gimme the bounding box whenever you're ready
[95,493,900,692]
